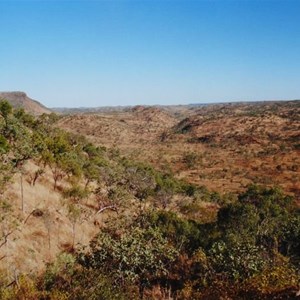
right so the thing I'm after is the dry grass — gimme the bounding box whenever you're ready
[0,161,101,278]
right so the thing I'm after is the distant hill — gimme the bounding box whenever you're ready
[0,91,52,115]
[58,100,300,199]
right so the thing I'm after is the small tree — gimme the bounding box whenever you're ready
[182,152,198,169]
[67,204,81,248]
[42,210,52,252]
[83,161,100,189]
[63,185,89,204]
[28,169,44,186]
[0,100,12,129]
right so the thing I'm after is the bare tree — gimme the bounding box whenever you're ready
[67,204,81,248]
[42,210,52,251]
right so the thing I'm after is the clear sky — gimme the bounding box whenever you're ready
[0,0,299,107]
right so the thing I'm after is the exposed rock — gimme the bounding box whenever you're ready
[0,91,52,115]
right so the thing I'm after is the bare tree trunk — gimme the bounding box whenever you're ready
[53,176,58,190]
[0,230,14,249]
[23,210,35,225]
[84,178,90,190]
[47,228,51,251]
[0,255,6,262]
[43,211,52,255]
[96,205,118,214]
[32,170,40,186]
[20,173,24,212]
[72,222,76,248]
[5,232,9,281]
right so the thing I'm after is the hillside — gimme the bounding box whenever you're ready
[0,92,52,115]
[0,101,203,288]
[0,99,299,299]
[58,105,177,154]
[58,100,300,200]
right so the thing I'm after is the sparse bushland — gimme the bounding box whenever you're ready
[1,185,298,299]
[58,101,300,198]
[0,100,299,299]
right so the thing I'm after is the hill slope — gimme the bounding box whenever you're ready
[0,91,52,115]
[0,100,299,299]
[58,101,300,199]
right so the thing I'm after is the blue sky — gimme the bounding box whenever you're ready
[0,0,299,107]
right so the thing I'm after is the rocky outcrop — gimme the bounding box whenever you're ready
[0,91,52,115]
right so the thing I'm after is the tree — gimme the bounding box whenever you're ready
[217,185,294,250]
[67,204,81,248]
[0,135,13,193]
[209,240,268,280]
[83,161,100,189]
[182,152,198,169]
[42,210,52,252]
[80,226,178,299]
[41,131,85,189]
[207,185,298,280]
[0,135,9,154]
[27,168,44,186]
[0,198,18,255]
[280,214,300,266]
[63,185,89,204]
[0,100,12,129]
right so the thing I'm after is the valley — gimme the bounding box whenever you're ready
[58,101,300,199]
[0,95,299,299]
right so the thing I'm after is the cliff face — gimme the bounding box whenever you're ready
[0,91,52,115]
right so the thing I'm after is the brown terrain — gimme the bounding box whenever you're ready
[0,97,299,282]
[0,91,52,115]
[1,161,107,278]
[58,101,300,200]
